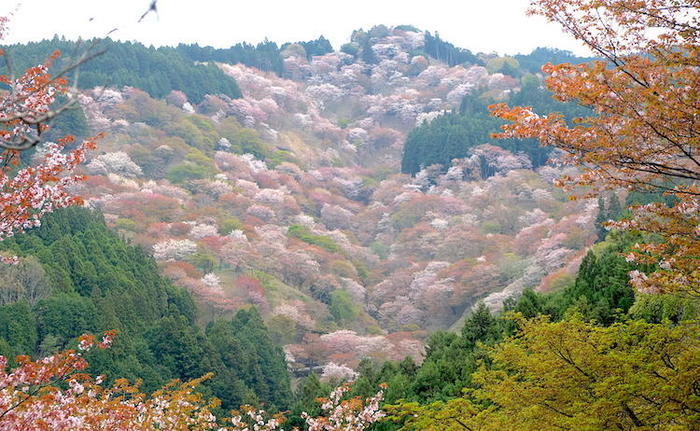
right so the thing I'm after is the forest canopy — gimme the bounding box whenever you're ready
[401,82,590,175]
[2,38,242,103]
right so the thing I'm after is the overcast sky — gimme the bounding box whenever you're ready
[2,0,591,56]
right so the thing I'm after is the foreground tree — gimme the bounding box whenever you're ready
[476,315,700,431]
[387,315,699,431]
[0,331,385,430]
[0,331,227,430]
[386,398,495,431]
[302,383,385,431]
[489,0,700,293]
[225,383,385,431]
[0,16,98,260]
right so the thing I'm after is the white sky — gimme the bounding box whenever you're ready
[2,0,591,56]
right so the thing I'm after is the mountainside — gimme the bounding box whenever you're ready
[0,207,291,411]
[8,26,600,374]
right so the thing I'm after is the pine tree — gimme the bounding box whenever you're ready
[594,196,608,241]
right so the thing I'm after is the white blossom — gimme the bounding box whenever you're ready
[153,239,197,261]
[321,362,358,382]
[87,152,142,177]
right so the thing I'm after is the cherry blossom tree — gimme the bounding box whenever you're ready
[0,17,99,263]
[1,331,213,429]
[320,204,353,230]
[320,362,358,383]
[226,384,385,431]
[0,332,231,430]
[86,152,142,177]
[302,383,385,431]
[152,239,198,261]
[189,223,219,240]
[0,330,387,430]
[227,407,286,431]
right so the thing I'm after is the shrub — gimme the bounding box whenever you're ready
[287,225,340,253]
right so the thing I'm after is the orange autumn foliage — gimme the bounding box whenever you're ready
[0,331,226,431]
[490,0,700,294]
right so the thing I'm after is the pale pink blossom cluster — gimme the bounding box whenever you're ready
[87,151,143,177]
[273,303,315,329]
[140,181,190,201]
[470,144,533,174]
[153,239,198,261]
[255,188,286,205]
[228,384,384,431]
[202,273,222,291]
[189,223,219,239]
[415,111,443,126]
[321,362,358,382]
[247,204,276,221]
[229,408,283,431]
[320,204,354,230]
[306,83,346,106]
[319,331,391,357]
[303,384,385,431]
[0,65,57,141]
[203,179,234,197]
[0,140,93,263]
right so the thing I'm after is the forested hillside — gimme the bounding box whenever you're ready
[401,72,591,175]
[0,24,609,405]
[0,207,291,411]
[21,27,605,373]
[347,230,659,404]
[2,34,342,103]
[340,229,698,430]
[0,2,697,427]
[422,31,483,67]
